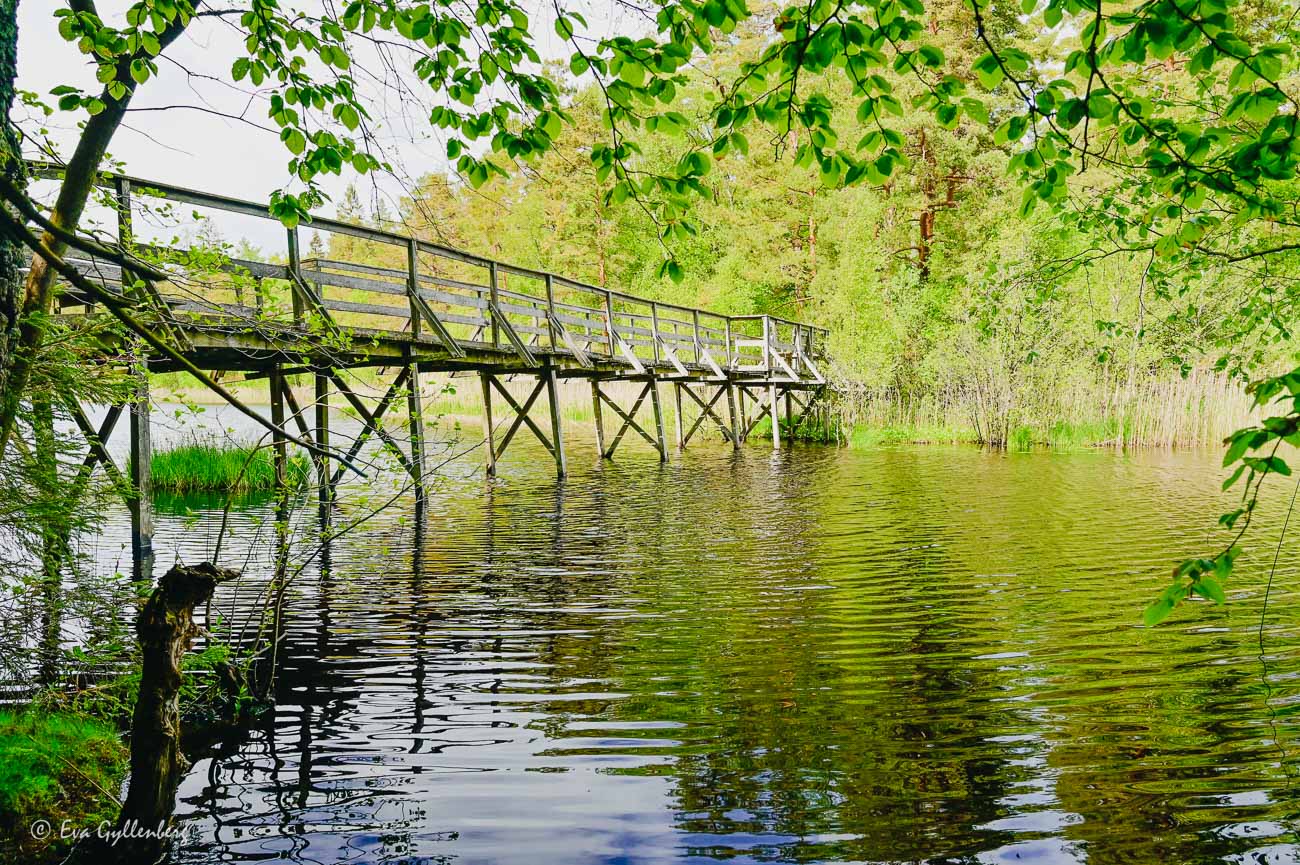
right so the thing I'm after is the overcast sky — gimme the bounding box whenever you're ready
[15,1,628,250]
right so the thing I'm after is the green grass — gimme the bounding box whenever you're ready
[0,710,127,863]
[847,423,982,447]
[150,441,309,492]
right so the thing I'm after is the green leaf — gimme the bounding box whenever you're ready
[1223,432,1252,466]
[1143,597,1176,626]
[284,129,307,155]
[1194,576,1226,604]
[619,59,646,88]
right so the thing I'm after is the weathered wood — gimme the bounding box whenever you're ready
[329,366,410,487]
[650,378,668,462]
[680,385,734,447]
[480,372,497,477]
[315,372,332,518]
[591,380,606,457]
[770,384,781,450]
[600,383,659,458]
[544,366,566,479]
[726,383,742,450]
[326,370,421,483]
[489,374,553,458]
[128,350,153,581]
[67,401,126,489]
[407,355,426,499]
[673,383,685,450]
[115,562,238,861]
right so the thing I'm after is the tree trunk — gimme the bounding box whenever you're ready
[0,8,191,458]
[112,562,237,862]
[0,0,24,433]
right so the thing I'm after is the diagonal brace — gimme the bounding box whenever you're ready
[680,385,734,446]
[599,383,660,457]
[67,401,127,491]
[329,366,411,486]
[489,375,555,458]
[326,371,421,484]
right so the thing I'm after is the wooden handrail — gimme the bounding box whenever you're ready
[29,160,831,367]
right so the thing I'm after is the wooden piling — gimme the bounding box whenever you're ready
[591,380,606,458]
[128,350,154,580]
[314,372,332,518]
[480,372,497,476]
[650,377,668,463]
[726,383,741,450]
[407,356,426,499]
[673,383,685,450]
[769,384,781,450]
[544,366,566,479]
[785,388,794,438]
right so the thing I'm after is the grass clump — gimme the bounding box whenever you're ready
[0,710,127,863]
[151,440,308,492]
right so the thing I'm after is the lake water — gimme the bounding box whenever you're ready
[85,410,1300,864]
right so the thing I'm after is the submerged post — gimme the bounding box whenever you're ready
[673,383,685,450]
[544,366,566,479]
[128,350,153,581]
[480,371,497,476]
[769,383,781,450]
[649,377,668,463]
[726,383,742,450]
[591,380,606,458]
[314,372,332,518]
[407,354,426,500]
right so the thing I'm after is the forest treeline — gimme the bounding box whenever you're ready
[295,3,1293,449]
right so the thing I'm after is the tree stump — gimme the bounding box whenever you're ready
[113,561,237,861]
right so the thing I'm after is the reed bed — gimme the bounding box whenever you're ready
[150,441,309,492]
[835,367,1261,450]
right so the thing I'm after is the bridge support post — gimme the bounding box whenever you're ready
[128,350,153,581]
[726,384,742,450]
[544,366,566,479]
[650,378,668,463]
[673,384,685,450]
[769,384,781,450]
[314,372,332,522]
[591,380,606,458]
[407,356,426,501]
[480,371,497,477]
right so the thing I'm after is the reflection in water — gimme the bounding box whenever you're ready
[87,421,1300,864]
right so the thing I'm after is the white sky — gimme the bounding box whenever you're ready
[15,1,633,250]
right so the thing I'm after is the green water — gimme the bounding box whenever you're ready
[101,433,1300,863]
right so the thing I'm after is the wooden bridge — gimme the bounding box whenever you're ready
[39,164,832,574]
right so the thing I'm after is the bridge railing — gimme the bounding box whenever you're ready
[32,162,828,377]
